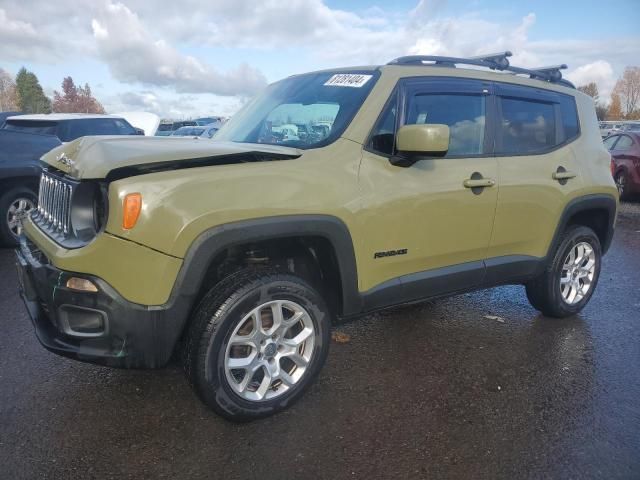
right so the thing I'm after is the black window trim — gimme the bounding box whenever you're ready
[365,76,495,159]
[493,83,582,158]
[364,75,582,160]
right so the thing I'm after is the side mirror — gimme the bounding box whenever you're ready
[391,124,450,167]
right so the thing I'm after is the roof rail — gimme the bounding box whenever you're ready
[387,52,575,88]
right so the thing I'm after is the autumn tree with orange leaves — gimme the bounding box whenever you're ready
[53,77,105,114]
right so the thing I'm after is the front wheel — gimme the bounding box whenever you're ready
[526,226,602,318]
[183,269,331,421]
[0,187,37,247]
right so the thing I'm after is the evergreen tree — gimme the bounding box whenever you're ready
[15,67,51,114]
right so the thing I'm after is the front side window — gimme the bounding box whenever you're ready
[498,97,555,154]
[61,119,121,141]
[214,71,379,149]
[405,94,486,156]
[368,92,398,156]
[603,135,618,150]
[114,119,137,135]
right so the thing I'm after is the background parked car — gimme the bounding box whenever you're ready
[155,120,197,136]
[0,113,141,246]
[0,112,21,128]
[170,124,219,138]
[604,131,640,199]
[194,116,225,126]
[600,121,623,138]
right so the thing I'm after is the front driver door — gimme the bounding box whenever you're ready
[358,77,498,308]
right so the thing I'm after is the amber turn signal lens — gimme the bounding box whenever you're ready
[123,193,142,230]
[66,277,98,292]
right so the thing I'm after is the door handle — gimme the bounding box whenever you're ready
[552,166,576,185]
[552,171,577,181]
[463,178,495,188]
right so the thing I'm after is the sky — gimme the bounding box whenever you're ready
[1,0,638,119]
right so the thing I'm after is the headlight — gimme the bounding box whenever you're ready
[70,182,107,242]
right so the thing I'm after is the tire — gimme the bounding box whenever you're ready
[615,170,628,200]
[183,268,331,422]
[526,226,601,318]
[0,187,37,247]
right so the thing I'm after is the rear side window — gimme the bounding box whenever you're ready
[2,120,58,136]
[497,90,580,155]
[498,97,555,154]
[615,135,633,151]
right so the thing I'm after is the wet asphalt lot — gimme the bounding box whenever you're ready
[1,204,639,479]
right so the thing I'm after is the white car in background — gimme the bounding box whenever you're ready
[115,112,161,136]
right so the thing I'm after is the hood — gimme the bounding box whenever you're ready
[41,136,303,180]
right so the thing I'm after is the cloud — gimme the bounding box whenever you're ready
[0,0,637,113]
[104,90,245,118]
[91,2,267,96]
[566,61,616,102]
[0,8,55,61]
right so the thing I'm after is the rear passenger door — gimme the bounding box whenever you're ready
[487,84,582,276]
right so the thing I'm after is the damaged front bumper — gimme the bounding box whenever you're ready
[15,237,181,368]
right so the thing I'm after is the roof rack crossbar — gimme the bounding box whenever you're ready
[386,52,575,88]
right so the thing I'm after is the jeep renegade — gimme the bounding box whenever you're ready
[16,52,618,421]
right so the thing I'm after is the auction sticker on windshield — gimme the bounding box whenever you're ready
[324,74,373,88]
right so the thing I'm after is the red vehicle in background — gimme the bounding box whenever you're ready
[604,131,640,199]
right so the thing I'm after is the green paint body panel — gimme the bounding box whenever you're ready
[28,64,618,308]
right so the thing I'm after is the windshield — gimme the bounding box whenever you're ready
[172,127,205,136]
[215,71,379,149]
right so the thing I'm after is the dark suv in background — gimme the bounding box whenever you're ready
[0,113,140,246]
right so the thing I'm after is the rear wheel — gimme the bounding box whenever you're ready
[183,268,331,421]
[0,187,37,247]
[526,226,601,318]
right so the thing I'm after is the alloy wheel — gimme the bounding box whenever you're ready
[615,173,626,197]
[7,197,35,237]
[224,300,316,402]
[559,241,597,305]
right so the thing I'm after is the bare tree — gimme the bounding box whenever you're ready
[613,66,640,119]
[0,68,20,112]
[578,82,599,101]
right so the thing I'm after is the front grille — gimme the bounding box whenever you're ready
[32,170,79,246]
[35,171,74,235]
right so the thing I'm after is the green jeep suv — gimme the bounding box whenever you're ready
[16,52,617,420]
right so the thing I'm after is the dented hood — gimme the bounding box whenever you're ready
[41,136,303,180]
